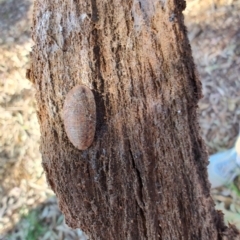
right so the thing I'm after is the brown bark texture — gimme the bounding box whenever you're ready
[29,0,239,239]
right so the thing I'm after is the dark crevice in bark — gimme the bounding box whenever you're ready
[177,197,189,239]
[128,142,147,238]
[138,202,148,239]
[131,155,144,209]
[92,89,106,139]
[175,0,186,12]
[91,29,108,139]
[90,0,99,22]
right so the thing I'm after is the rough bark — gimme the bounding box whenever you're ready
[29,0,239,239]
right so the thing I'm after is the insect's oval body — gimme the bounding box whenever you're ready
[63,85,96,150]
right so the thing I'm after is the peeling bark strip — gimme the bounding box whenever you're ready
[30,0,239,239]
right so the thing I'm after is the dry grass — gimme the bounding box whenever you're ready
[185,0,240,152]
[0,0,239,238]
[185,0,240,228]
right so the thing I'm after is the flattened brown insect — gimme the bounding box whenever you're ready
[63,85,96,150]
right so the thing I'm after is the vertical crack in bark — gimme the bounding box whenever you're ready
[177,196,189,239]
[90,0,99,22]
[129,145,144,209]
[128,141,147,238]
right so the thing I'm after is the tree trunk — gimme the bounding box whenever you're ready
[29,0,239,239]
